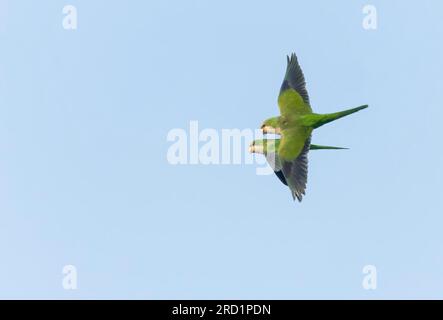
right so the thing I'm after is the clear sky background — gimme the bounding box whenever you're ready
[1,0,443,299]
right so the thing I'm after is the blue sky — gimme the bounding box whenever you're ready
[1,0,443,299]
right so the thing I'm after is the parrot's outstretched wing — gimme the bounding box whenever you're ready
[278,53,312,116]
[281,136,311,202]
[278,127,311,161]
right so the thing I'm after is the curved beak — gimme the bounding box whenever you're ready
[261,126,281,135]
[249,144,264,154]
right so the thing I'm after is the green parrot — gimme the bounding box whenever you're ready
[249,53,367,201]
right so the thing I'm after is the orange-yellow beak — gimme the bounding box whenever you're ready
[248,143,264,154]
[261,125,281,135]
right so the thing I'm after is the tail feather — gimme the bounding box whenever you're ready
[310,144,348,150]
[302,105,368,129]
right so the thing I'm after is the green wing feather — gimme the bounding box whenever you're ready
[278,53,312,116]
[281,136,311,202]
[278,129,312,201]
[278,127,312,161]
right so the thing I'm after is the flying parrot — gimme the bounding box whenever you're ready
[249,53,367,201]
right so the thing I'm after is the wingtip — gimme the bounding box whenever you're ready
[287,52,297,64]
[291,191,303,202]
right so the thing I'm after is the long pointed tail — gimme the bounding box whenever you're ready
[305,105,368,129]
[310,144,348,150]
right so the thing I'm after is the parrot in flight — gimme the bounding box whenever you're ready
[249,53,367,202]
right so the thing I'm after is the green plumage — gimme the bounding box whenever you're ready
[251,53,368,202]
